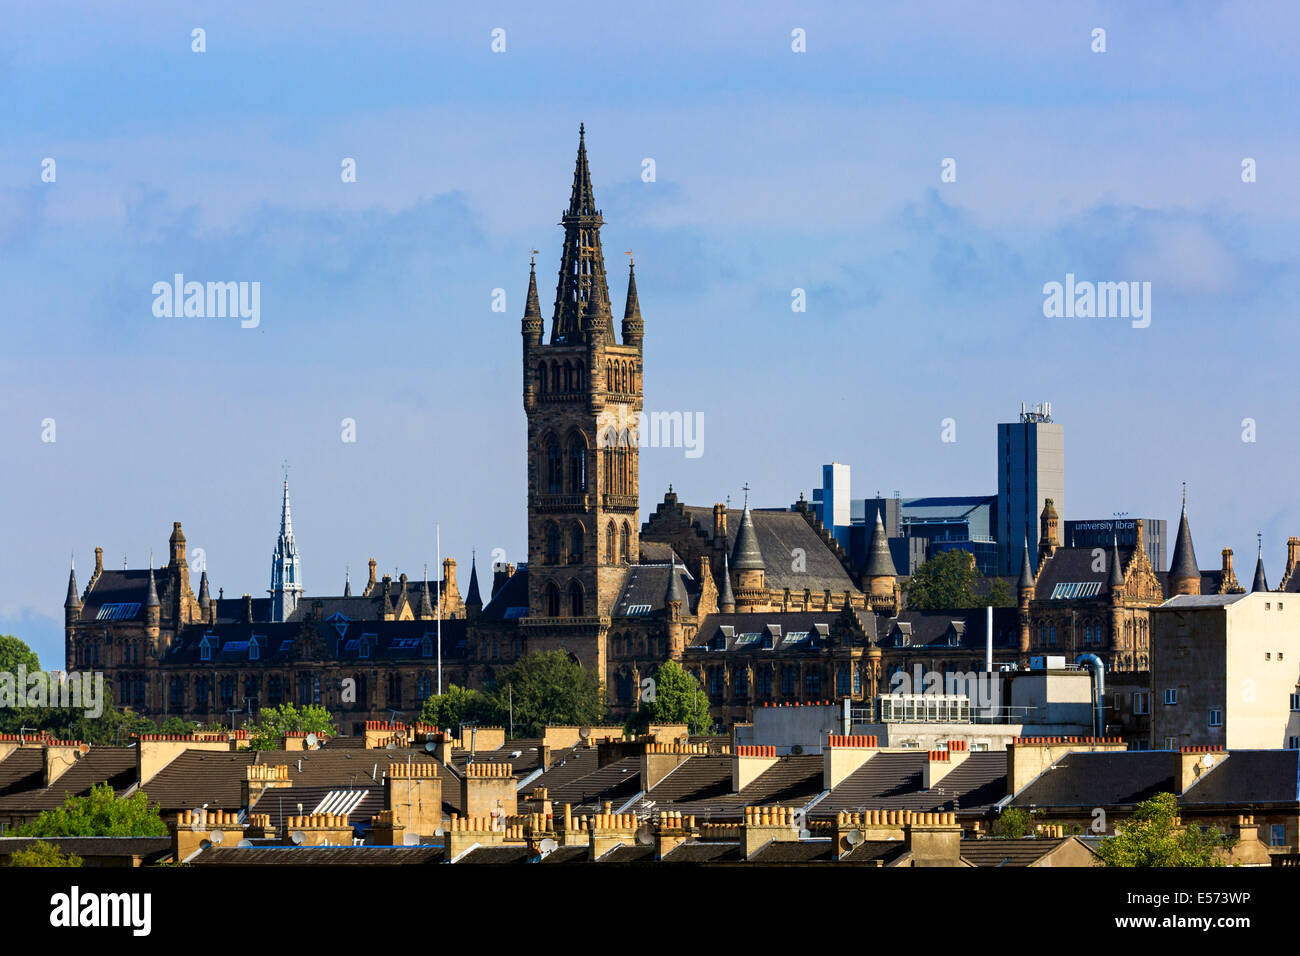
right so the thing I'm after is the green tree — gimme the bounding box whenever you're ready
[486,651,604,738]
[18,783,167,838]
[904,550,1014,609]
[245,703,338,750]
[418,684,497,733]
[640,660,712,735]
[9,841,82,867]
[990,807,1037,839]
[1097,792,1235,867]
[0,634,40,674]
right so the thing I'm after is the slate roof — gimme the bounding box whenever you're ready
[78,569,159,621]
[139,749,258,811]
[670,755,823,817]
[613,562,694,618]
[1009,751,1175,808]
[688,611,846,651]
[644,755,733,805]
[0,747,136,815]
[677,505,859,594]
[0,836,171,863]
[817,752,1007,815]
[477,567,529,622]
[0,750,44,798]
[194,845,445,865]
[660,841,743,863]
[544,756,642,810]
[883,608,1020,650]
[1181,750,1300,806]
[163,617,470,666]
[1033,546,1135,601]
[959,837,1086,867]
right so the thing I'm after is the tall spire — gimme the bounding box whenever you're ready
[65,555,81,610]
[1017,532,1034,590]
[1108,534,1125,588]
[621,254,643,346]
[344,565,352,598]
[144,558,160,608]
[550,124,612,344]
[270,466,304,622]
[1252,534,1268,592]
[523,253,542,323]
[465,552,483,608]
[197,570,211,609]
[419,564,434,617]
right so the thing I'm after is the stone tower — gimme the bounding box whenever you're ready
[269,474,304,622]
[1168,491,1201,597]
[521,126,644,665]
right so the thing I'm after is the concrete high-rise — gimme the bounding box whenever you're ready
[997,403,1064,575]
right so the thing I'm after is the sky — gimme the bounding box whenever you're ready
[3,1,1299,665]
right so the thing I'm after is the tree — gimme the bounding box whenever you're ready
[9,841,82,867]
[0,702,159,747]
[485,651,604,738]
[0,634,40,674]
[1097,793,1235,867]
[990,807,1037,839]
[418,685,496,733]
[245,703,337,751]
[904,550,1013,609]
[18,783,167,838]
[639,660,712,735]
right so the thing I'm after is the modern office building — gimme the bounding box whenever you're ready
[996,403,1064,575]
[810,462,852,551]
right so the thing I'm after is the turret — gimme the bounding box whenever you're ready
[1168,490,1201,597]
[64,557,81,616]
[144,561,161,646]
[665,557,685,657]
[1017,535,1034,656]
[862,507,898,610]
[718,553,736,613]
[418,567,434,620]
[1037,499,1059,565]
[1108,535,1125,595]
[730,492,766,611]
[1252,536,1268,593]
[197,570,212,624]
[621,257,643,348]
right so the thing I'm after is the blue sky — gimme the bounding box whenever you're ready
[3,1,1299,665]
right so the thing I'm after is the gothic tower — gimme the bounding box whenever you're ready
[521,126,644,669]
[269,474,304,622]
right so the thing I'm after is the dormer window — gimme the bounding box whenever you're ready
[200,635,214,661]
[249,636,260,661]
[359,635,373,659]
[422,635,433,658]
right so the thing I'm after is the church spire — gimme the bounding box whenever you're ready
[1108,535,1125,588]
[270,466,304,622]
[344,565,352,598]
[144,558,160,608]
[465,552,483,611]
[551,124,611,344]
[718,552,736,612]
[1169,487,1201,596]
[523,253,542,328]
[621,254,643,347]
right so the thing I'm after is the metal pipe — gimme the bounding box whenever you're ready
[1075,653,1106,737]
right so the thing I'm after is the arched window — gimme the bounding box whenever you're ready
[546,438,563,494]
[620,522,631,563]
[545,523,560,564]
[568,434,587,493]
[606,521,617,563]
[545,582,560,617]
[538,361,548,394]
[551,361,560,393]
[564,361,573,392]
[574,365,584,390]
[570,523,585,563]
[569,580,585,617]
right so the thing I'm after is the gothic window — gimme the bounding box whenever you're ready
[220,675,235,708]
[244,675,259,710]
[606,521,617,563]
[569,580,585,617]
[545,582,560,617]
[564,361,573,392]
[805,671,821,698]
[268,675,282,706]
[195,676,210,709]
[545,524,561,564]
[620,522,631,563]
[575,365,584,390]
[735,668,749,698]
[546,438,563,493]
[417,672,433,702]
[422,635,433,658]
[551,362,560,393]
[756,667,772,699]
[568,435,587,493]
[249,636,260,660]
[169,677,184,710]
[538,361,548,393]
[570,522,584,563]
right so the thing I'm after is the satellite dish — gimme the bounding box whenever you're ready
[305,733,319,750]
[425,741,437,752]
[578,726,591,740]
[291,830,306,845]
[402,832,420,846]
[237,839,253,849]
[1200,754,1215,768]
[209,829,225,845]
[845,830,864,847]
[538,838,557,854]
[635,824,654,846]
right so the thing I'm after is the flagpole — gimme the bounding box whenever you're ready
[436,522,442,696]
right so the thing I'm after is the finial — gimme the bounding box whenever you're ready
[579,122,585,137]
[70,551,75,570]
[530,249,538,267]
[625,249,634,267]
[742,483,751,508]
[1258,532,1263,556]
[123,553,127,570]
[282,458,290,482]
[1182,481,1187,510]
